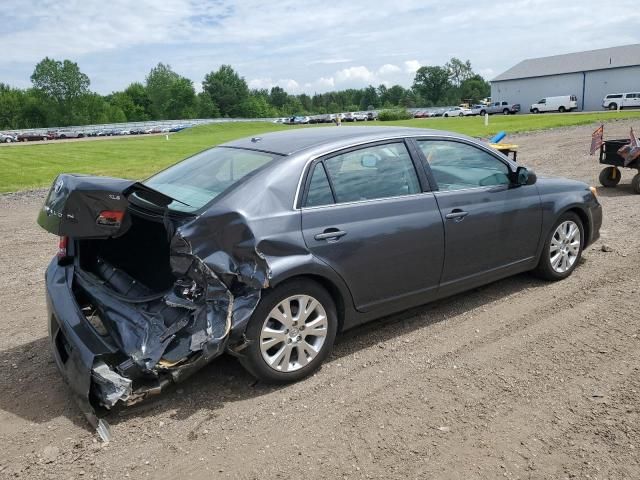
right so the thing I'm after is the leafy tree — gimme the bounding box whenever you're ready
[386,85,406,106]
[445,57,473,87]
[202,65,249,117]
[360,85,379,110]
[460,75,490,103]
[195,92,220,118]
[269,86,289,108]
[145,63,180,118]
[30,57,90,103]
[412,66,452,104]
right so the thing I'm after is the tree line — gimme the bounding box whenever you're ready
[0,57,490,129]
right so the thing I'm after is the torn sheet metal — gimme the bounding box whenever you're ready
[91,360,132,408]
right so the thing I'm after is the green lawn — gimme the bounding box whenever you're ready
[2,111,640,193]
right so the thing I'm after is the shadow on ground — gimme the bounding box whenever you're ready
[0,271,548,434]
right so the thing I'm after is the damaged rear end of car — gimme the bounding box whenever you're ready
[39,147,279,439]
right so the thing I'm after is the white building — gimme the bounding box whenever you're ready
[491,44,640,112]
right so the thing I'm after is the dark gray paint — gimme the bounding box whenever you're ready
[39,126,602,435]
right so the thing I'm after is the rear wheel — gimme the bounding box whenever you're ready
[632,172,640,194]
[503,108,510,115]
[480,110,486,116]
[238,279,338,383]
[533,212,584,281]
[558,106,566,113]
[599,166,621,187]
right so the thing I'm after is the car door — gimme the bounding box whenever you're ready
[414,138,542,293]
[626,93,640,108]
[300,140,445,312]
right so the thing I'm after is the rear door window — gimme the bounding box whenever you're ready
[313,142,421,204]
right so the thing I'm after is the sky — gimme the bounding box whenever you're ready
[1,0,639,95]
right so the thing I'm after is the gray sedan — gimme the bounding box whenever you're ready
[38,126,601,433]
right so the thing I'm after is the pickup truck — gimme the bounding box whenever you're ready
[478,101,521,116]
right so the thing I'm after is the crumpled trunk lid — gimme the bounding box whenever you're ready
[37,173,178,239]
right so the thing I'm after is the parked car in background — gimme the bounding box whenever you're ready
[530,95,578,113]
[0,132,18,143]
[353,112,368,121]
[479,101,521,115]
[292,116,310,125]
[469,105,485,116]
[602,92,640,110]
[18,132,48,142]
[55,130,84,139]
[38,126,601,430]
[443,106,472,117]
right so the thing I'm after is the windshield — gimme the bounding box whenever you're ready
[142,147,280,212]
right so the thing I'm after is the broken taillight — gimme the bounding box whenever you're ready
[96,210,125,227]
[57,236,68,258]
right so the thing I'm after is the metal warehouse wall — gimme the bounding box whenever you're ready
[491,65,640,112]
[491,73,584,112]
[583,66,640,111]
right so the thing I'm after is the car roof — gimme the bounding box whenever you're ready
[221,126,464,155]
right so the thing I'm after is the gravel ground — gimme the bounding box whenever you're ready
[1,120,639,480]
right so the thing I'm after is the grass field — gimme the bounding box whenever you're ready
[2,110,640,193]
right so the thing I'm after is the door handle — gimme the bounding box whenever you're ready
[314,229,347,241]
[445,209,469,220]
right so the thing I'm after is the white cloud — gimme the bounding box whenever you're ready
[1,0,639,94]
[335,66,376,83]
[404,60,421,74]
[378,64,401,75]
[248,78,301,93]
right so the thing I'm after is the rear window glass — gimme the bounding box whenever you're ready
[142,147,279,212]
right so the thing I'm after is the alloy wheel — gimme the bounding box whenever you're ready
[550,220,581,273]
[260,295,328,372]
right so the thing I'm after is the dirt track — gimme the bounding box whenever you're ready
[1,120,639,479]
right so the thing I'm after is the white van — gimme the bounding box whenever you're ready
[530,95,578,113]
[602,92,640,110]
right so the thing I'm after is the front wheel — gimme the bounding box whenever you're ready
[533,213,584,281]
[238,279,338,383]
[599,166,621,187]
[558,106,566,113]
[609,103,617,110]
[532,108,539,114]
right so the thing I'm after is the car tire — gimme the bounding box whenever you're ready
[599,166,621,187]
[558,106,566,113]
[532,108,539,114]
[480,110,486,116]
[609,103,617,110]
[238,279,338,384]
[533,212,584,281]
[459,113,463,117]
[502,108,509,115]
[632,172,640,194]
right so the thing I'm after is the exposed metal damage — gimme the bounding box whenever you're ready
[39,174,273,440]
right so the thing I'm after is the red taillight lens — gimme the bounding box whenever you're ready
[58,236,68,259]
[96,210,125,227]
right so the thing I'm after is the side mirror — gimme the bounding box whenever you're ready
[514,166,537,186]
